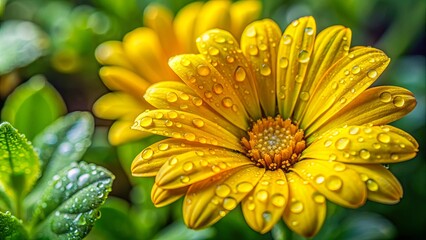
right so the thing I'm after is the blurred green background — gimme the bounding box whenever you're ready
[0,0,424,239]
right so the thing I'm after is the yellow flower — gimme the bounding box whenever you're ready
[93,0,261,145]
[131,16,419,237]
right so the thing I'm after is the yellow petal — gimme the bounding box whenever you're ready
[151,183,188,207]
[293,26,352,121]
[133,109,242,151]
[193,0,231,42]
[230,0,262,40]
[183,165,264,229]
[143,3,181,57]
[108,120,151,146]
[302,125,419,163]
[123,27,174,82]
[197,29,262,120]
[95,41,135,70]
[292,160,366,208]
[301,47,390,131]
[169,54,251,130]
[155,148,252,189]
[93,92,147,120]
[277,16,316,119]
[307,86,417,140]
[346,164,403,204]
[98,66,151,98]
[144,81,244,138]
[241,19,281,116]
[173,1,204,53]
[283,172,326,238]
[132,138,225,177]
[241,170,288,234]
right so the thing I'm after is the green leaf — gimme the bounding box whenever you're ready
[153,221,215,240]
[0,211,29,240]
[32,161,114,239]
[25,111,94,211]
[1,75,66,141]
[0,122,40,213]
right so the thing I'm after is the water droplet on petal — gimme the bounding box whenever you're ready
[169,157,178,166]
[166,92,178,103]
[213,83,224,94]
[197,65,210,76]
[305,27,314,35]
[351,65,361,74]
[279,57,289,68]
[367,69,378,78]
[290,201,304,213]
[313,193,326,204]
[256,190,268,202]
[298,50,310,63]
[246,26,256,37]
[222,97,233,108]
[248,45,259,55]
[192,97,203,106]
[214,35,226,43]
[315,175,325,184]
[208,46,219,56]
[271,194,286,207]
[223,197,237,210]
[235,66,246,82]
[393,96,405,107]
[300,91,310,101]
[182,161,194,172]
[260,64,271,76]
[180,58,191,66]
[262,211,272,222]
[377,133,391,143]
[333,163,346,172]
[326,175,343,191]
[282,34,292,45]
[366,179,379,191]
[168,111,178,119]
[324,140,333,147]
[335,138,350,150]
[142,148,154,159]
[192,118,205,128]
[184,132,196,141]
[236,182,253,193]
[391,153,399,161]
[349,126,360,135]
[360,149,371,160]
[226,55,235,63]
[216,184,231,197]
[379,92,392,103]
[180,175,190,183]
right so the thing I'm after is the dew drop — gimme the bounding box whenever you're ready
[377,133,391,143]
[226,55,235,63]
[315,175,325,184]
[313,193,326,204]
[305,27,314,35]
[192,97,203,106]
[248,202,256,211]
[379,92,392,103]
[391,153,399,161]
[351,65,361,74]
[180,175,190,183]
[169,157,178,166]
[213,83,224,94]
[393,96,405,107]
[279,57,289,68]
[234,66,246,82]
[367,69,378,78]
[329,154,337,161]
[360,149,371,160]
[326,175,343,191]
[299,91,310,101]
[282,34,292,45]
[366,179,379,191]
[260,64,271,76]
[216,184,231,197]
[236,182,253,193]
[67,168,80,181]
[214,35,226,43]
[166,92,178,103]
[246,26,256,37]
[248,45,259,55]
[276,179,286,185]
[349,126,360,135]
[180,58,191,66]
[256,190,268,202]
[335,138,350,150]
[141,148,154,160]
[204,91,213,99]
[258,44,267,51]
[324,140,333,147]
[158,143,169,151]
[222,97,233,108]
[292,20,299,26]
[271,194,286,207]
[155,112,164,119]
[77,173,90,186]
[168,111,178,119]
[208,46,219,56]
[223,197,237,210]
[197,65,211,76]
[182,161,194,172]
[165,120,173,127]
[333,163,346,172]
[192,118,205,128]
[298,50,310,63]
[360,173,369,182]
[290,201,304,213]
[184,132,196,141]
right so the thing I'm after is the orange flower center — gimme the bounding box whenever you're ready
[241,116,306,171]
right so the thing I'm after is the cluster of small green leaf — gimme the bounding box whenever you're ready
[0,76,114,239]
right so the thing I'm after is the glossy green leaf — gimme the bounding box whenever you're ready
[25,111,94,210]
[1,75,66,141]
[32,161,114,239]
[0,211,29,240]
[0,122,40,205]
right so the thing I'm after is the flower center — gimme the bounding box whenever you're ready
[241,116,306,171]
